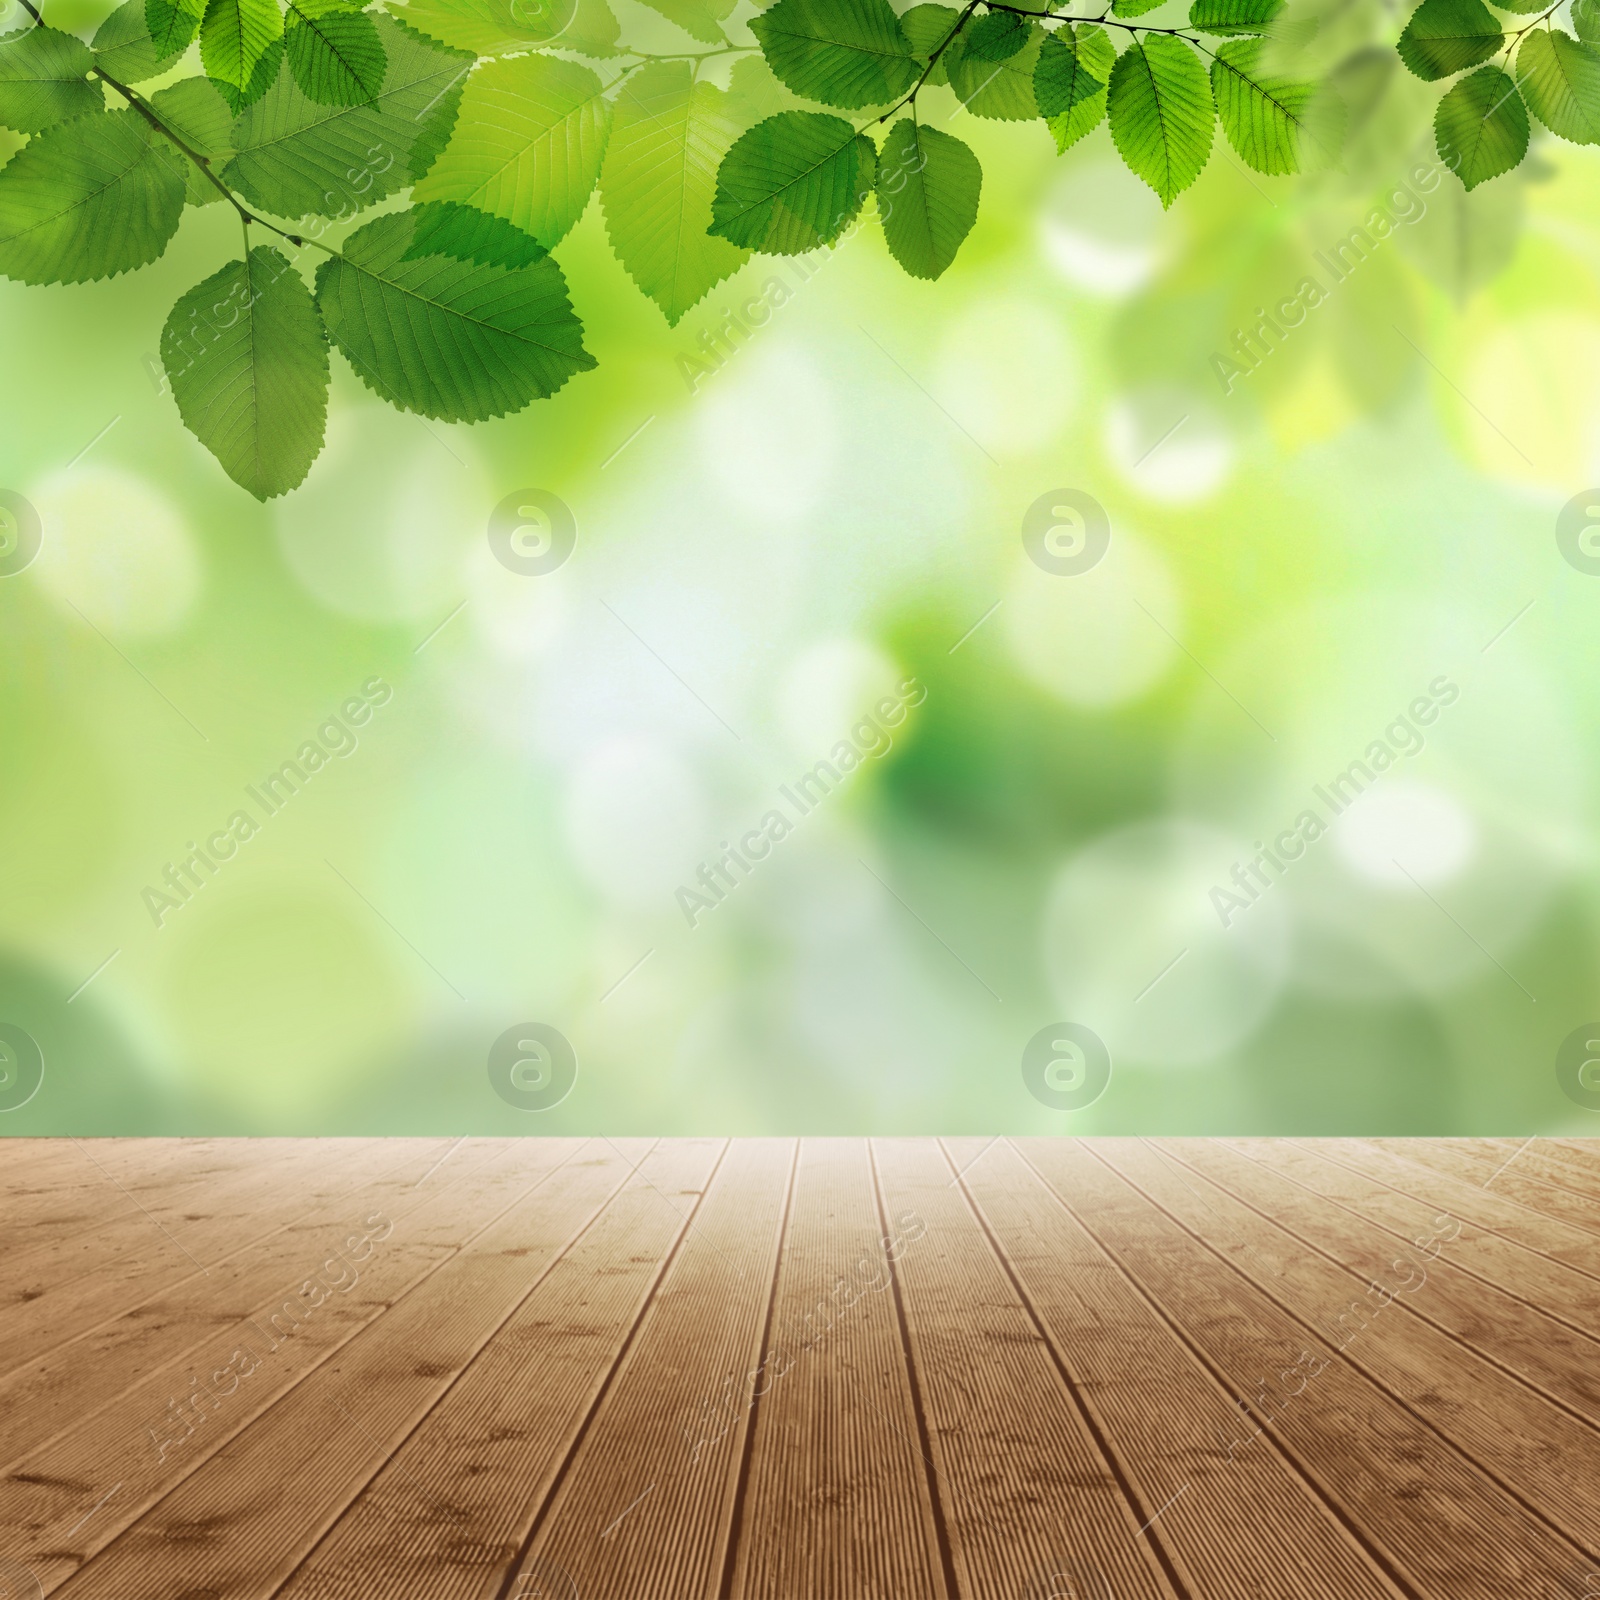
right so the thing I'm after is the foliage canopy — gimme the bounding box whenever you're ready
[0,0,1582,494]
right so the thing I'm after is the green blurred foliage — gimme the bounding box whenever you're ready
[4,0,1600,1136]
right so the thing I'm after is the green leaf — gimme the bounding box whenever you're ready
[899,1,959,83]
[201,0,285,109]
[1435,63,1528,186]
[313,203,595,421]
[150,75,234,203]
[876,117,980,279]
[946,18,1043,119]
[225,15,469,219]
[412,54,611,248]
[1575,0,1600,45]
[402,198,549,266]
[1107,33,1214,204]
[285,1,386,105]
[0,106,186,284]
[709,108,876,252]
[1034,24,1113,151]
[1396,0,1502,81]
[146,0,207,60]
[162,246,330,500]
[1113,0,1166,17]
[599,58,751,324]
[750,0,917,109]
[559,0,622,57]
[961,10,1028,60]
[93,0,187,82]
[400,0,622,54]
[726,51,804,118]
[1518,28,1600,143]
[635,0,732,42]
[1189,0,1283,33]
[0,25,100,135]
[1210,36,1343,172]
[0,106,187,283]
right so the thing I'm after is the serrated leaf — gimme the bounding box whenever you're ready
[1518,28,1600,143]
[285,3,386,105]
[750,0,917,109]
[162,246,330,499]
[146,0,207,59]
[946,18,1043,119]
[1576,0,1600,44]
[558,0,621,56]
[709,108,876,252]
[726,51,803,117]
[1210,35,1343,172]
[93,0,187,82]
[400,0,618,54]
[1113,0,1166,17]
[403,198,549,266]
[201,0,284,108]
[1108,33,1213,204]
[150,75,233,204]
[1435,62,1527,186]
[412,54,611,248]
[599,58,750,323]
[899,2,959,83]
[1190,0,1283,32]
[961,10,1027,60]
[1396,0,1502,81]
[876,116,979,278]
[1034,24,1113,152]
[0,26,100,134]
[225,15,469,219]
[0,106,185,283]
[636,0,732,42]
[313,204,594,420]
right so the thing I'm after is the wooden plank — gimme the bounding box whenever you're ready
[1018,1138,1589,1596]
[1547,1138,1600,1165]
[0,1138,82,1186]
[1257,1139,1600,1323]
[1320,1140,1600,1275]
[0,1140,418,1379]
[502,1139,795,1600]
[0,1139,500,1471]
[1,1139,593,1591]
[1485,1137,1600,1200]
[0,1141,393,1323]
[51,1139,661,1600]
[728,1138,947,1600]
[0,1139,262,1246]
[1371,1139,1600,1237]
[1159,1139,1600,1426]
[952,1137,1404,1600]
[270,1139,730,1600]
[873,1138,1177,1600]
[0,1142,394,1301]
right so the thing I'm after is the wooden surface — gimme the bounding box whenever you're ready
[0,1138,1597,1599]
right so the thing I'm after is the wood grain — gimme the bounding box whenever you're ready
[0,1137,1594,1599]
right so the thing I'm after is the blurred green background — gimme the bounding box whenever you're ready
[5,0,1600,1135]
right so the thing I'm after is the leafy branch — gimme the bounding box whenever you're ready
[0,0,1575,499]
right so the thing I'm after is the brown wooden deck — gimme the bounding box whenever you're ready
[0,1137,1597,1598]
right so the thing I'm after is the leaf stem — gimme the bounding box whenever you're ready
[90,65,318,252]
[14,0,43,22]
[877,0,982,123]
[621,45,754,59]
[983,1,1202,40]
